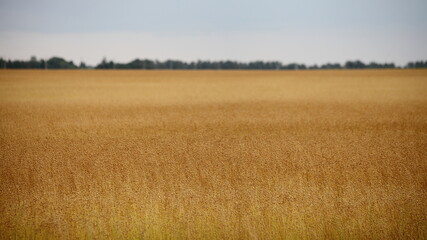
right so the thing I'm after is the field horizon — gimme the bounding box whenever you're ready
[1,69,426,239]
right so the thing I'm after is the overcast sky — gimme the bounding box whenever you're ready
[0,0,426,66]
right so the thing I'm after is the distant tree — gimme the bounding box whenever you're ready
[96,58,115,69]
[320,63,342,69]
[283,63,306,70]
[46,57,77,69]
[345,60,365,69]
[40,59,47,69]
[0,58,6,69]
[29,56,42,68]
[406,61,427,68]
[30,56,37,63]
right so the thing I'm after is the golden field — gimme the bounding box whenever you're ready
[0,69,426,239]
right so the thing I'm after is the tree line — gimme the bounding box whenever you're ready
[1,56,426,70]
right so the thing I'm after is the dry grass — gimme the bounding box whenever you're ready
[0,69,426,239]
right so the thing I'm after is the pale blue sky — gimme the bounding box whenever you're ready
[1,0,426,65]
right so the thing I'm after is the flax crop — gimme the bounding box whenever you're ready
[0,70,426,239]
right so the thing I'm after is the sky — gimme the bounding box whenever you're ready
[0,0,426,66]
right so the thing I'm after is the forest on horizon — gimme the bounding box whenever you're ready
[1,56,427,70]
